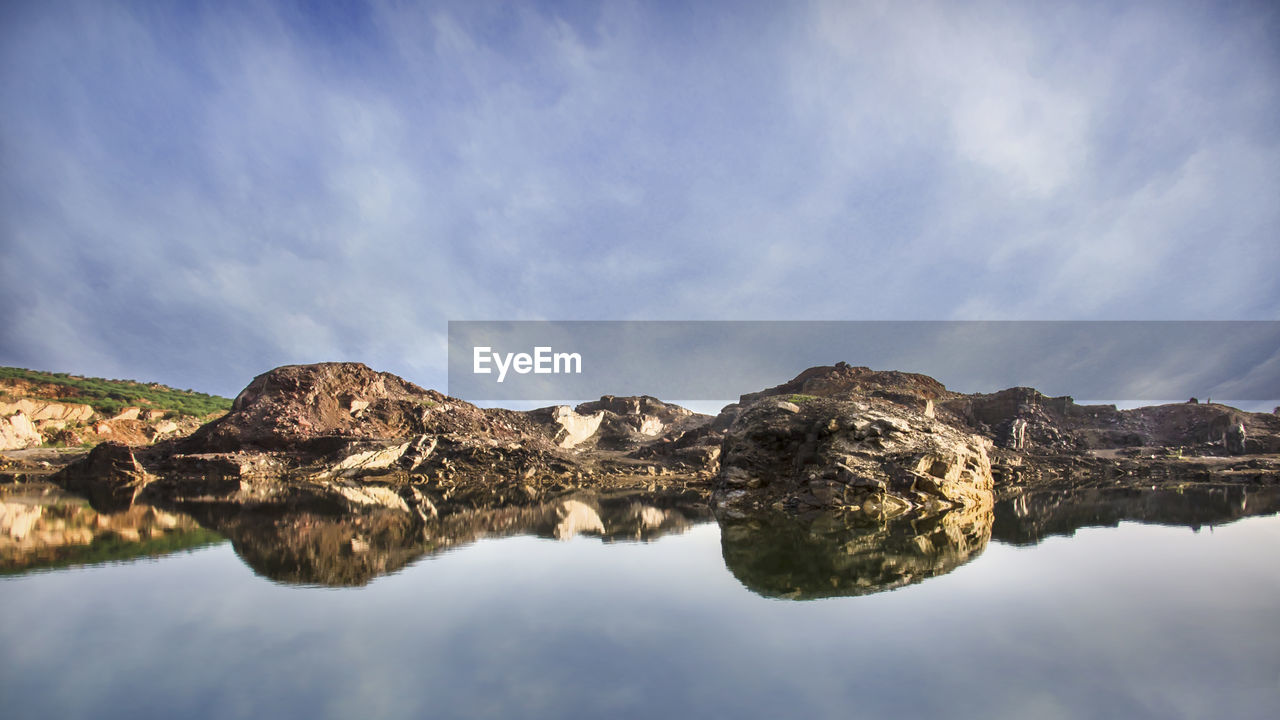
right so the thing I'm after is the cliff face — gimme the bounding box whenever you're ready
[0,372,221,450]
[944,387,1278,454]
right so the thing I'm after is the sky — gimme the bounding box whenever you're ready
[2,0,1277,398]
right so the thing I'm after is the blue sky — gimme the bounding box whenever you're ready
[2,0,1277,397]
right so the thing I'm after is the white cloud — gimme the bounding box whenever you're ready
[1,0,1276,393]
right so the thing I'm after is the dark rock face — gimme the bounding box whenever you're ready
[54,442,153,513]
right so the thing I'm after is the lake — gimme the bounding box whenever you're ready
[2,484,1278,719]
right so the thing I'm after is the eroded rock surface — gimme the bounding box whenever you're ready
[716,395,994,516]
[0,411,43,451]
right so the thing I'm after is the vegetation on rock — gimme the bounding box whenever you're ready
[0,366,231,418]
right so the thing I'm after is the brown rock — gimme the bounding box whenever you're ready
[53,443,152,512]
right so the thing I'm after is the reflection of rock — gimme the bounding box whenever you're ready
[553,499,605,539]
[0,485,218,575]
[993,483,1280,546]
[185,490,710,586]
[54,443,153,513]
[719,504,993,600]
[193,507,428,587]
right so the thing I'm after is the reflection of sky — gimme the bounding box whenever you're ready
[2,519,1278,719]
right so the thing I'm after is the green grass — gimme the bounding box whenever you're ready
[0,366,232,418]
[786,394,820,404]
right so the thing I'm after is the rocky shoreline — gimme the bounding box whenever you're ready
[0,360,1275,590]
[22,361,1278,517]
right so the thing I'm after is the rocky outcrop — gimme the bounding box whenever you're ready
[0,393,209,449]
[944,388,1280,456]
[44,361,1280,540]
[715,395,993,516]
[182,362,455,453]
[55,443,154,513]
[574,395,702,449]
[526,406,605,448]
[0,411,43,450]
[738,361,954,409]
[0,398,96,424]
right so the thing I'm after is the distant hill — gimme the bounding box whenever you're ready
[0,366,231,418]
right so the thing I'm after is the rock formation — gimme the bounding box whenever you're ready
[0,411,43,451]
[715,395,994,516]
[36,360,1279,543]
[0,394,207,449]
[7,358,1278,596]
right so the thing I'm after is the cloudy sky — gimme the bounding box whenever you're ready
[2,0,1277,397]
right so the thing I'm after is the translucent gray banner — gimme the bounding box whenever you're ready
[447,321,1279,404]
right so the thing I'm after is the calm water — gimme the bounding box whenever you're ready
[2,486,1279,719]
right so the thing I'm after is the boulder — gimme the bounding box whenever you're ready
[179,362,456,453]
[52,443,153,512]
[715,394,993,515]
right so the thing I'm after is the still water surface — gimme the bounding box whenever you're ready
[2,487,1278,719]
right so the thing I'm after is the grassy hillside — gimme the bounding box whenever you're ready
[0,366,232,418]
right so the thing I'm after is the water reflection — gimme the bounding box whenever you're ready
[6,480,1280,596]
[993,484,1280,545]
[719,504,993,600]
[0,487,221,574]
[182,490,712,586]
